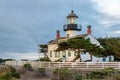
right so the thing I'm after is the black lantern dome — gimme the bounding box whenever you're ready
[63,10,82,31]
[66,10,78,18]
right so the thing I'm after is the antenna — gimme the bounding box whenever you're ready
[72,0,74,10]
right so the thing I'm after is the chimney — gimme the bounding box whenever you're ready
[56,30,60,39]
[87,25,91,35]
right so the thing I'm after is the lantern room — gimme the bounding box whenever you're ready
[63,10,82,32]
[66,10,78,24]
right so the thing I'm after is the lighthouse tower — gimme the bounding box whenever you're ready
[63,10,82,38]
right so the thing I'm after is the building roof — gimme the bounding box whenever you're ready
[48,34,88,45]
[76,34,88,38]
[66,10,78,18]
[48,39,58,45]
[48,37,66,45]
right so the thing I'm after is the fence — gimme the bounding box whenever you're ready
[5,61,120,69]
[39,62,120,69]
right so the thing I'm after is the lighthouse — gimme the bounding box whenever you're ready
[47,10,104,62]
[63,10,82,38]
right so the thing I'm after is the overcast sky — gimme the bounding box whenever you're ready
[0,0,120,60]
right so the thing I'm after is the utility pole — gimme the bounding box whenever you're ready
[38,45,41,67]
[26,66,28,80]
[58,68,59,80]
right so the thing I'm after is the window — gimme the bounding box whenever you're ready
[70,17,74,24]
[68,49,71,57]
[62,51,66,61]
[55,52,60,58]
[81,52,84,54]
[67,34,69,38]
[55,52,57,58]
[58,52,60,57]
[87,38,90,41]
[74,51,77,56]
[62,51,66,56]
[50,50,52,57]
[103,57,106,62]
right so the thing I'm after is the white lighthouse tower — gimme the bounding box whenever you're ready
[63,10,82,38]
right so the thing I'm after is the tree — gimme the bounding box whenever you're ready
[39,44,48,57]
[56,37,103,62]
[9,66,20,78]
[98,37,120,60]
[0,58,14,64]
[39,56,51,62]
[0,58,3,64]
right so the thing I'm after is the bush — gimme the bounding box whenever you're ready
[53,68,59,74]
[0,73,11,80]
[23,64,33,71]
[38,68,45,73]
[11,72,20,78]
[53,68,73,80]
[40,57,51,61]
[9,66,20,78]
[88,67,119,79]
[74,74,82,80]
[38,68,46,76]
[0,66,20,80]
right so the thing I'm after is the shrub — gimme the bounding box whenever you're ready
[89,67,119,79]
[40,57,51,61]
[9,66,20,78]
[23,64,33,71]
[74,74,82,80]
[53,68,73,80]
[38,68,45,73]
[38,68,46,76]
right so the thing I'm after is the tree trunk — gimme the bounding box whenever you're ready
[89,52,93,61]
[71,50,82,62]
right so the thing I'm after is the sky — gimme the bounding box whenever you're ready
[0,0,120,60]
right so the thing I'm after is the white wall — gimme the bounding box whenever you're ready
[48,43,78,61]
[5,61,31,66]
[81,52,114,62]
[85,34,101,46]
[66,30,79,38]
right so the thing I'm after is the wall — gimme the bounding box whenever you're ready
[66,30,79,38]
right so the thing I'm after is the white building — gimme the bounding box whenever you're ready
[5,60,40,68]
[47,10,114,62]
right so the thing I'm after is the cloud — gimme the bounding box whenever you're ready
[91,0,120,17]
[109,30,120,36]
[0,0,120,59]
[91,0,120,25]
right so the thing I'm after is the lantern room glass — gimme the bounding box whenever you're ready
[67,17,77,24]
